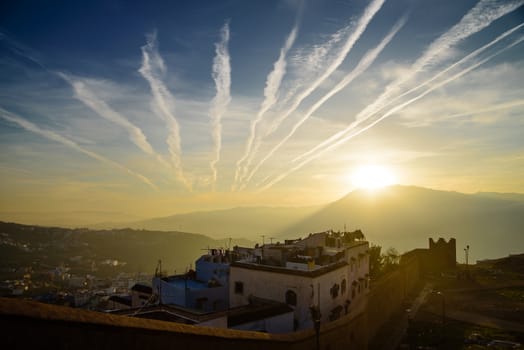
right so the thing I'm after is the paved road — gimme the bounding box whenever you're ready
[445,309,524,333]
[371,282,433,350]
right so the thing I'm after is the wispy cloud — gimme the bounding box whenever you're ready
[0,108,158,191]
[209,21,231,190]
[293,20,524,164]
[352,0,524,125]
[233,23,299,190]
[257,34,524,191]
[58,72,171,169]
[139,30,192,190]
[236,0,385,190]
[242,15,407,188]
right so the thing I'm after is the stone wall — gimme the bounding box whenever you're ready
[366,255,420,341]
[1,297,367,350]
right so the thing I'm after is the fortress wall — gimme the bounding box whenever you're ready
[366,256,420,340]
[1,296,366,350]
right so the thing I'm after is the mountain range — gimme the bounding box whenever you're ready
[107,186,524,262]
[2,186,523,263]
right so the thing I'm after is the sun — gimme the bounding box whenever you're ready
[351,164,396,190]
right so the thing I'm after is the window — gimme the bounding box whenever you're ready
[330,283,340,299]
[234,281,244,295]
[285,290,297,306]
[341,279,347,295]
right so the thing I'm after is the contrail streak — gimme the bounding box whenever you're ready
[209,21,231,190]
[237,0,385,189]
[446,100,524,119]
[242,15,407,189]
[257,36,524,191]
[58,73,171,169]
[233,24,298,190]
[293,21,524,163]
[0,109,158,191]
[351,0,524,126]
[139,31,192,190]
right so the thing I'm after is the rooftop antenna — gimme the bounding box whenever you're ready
[344,223,347,232]
[270,237,275,244]
[261,235,265,246]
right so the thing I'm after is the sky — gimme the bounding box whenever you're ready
[0,0,523,222]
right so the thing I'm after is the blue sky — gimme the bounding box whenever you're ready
[0,0,523,221]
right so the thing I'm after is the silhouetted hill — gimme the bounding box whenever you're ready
[4,186,522,263]
[0,222,252,274]
[114,206,321,239]
[277,186,524,262]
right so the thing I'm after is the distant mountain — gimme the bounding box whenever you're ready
[0,222,253,274]
[0,211,146,228]
[3,186,523,263]
[277,186,524,262]
[110,206,321,240]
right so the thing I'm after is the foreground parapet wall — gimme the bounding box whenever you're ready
[0,297,367,350]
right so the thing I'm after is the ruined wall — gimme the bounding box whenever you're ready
[366,255,420,341]
[428,237,456,271]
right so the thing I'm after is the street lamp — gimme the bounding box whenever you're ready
[309,305,321,350]
[436,291,445,327]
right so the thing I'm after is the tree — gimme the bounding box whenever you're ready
[369,244,383,278]
[382,247,400,273]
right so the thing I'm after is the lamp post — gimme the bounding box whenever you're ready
[464,245,470,279]
[309,305,321,350]
[436,291,445,327]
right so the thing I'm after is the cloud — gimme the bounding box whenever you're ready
[0,108,158,191]
[209,21,232,190]
[258,31,524,191]
[57,72,172,169]
[294,21,524,164]
[233,23,299,190]
[242,15,407,188]
[139,30,192,190]
[236,0,386,190]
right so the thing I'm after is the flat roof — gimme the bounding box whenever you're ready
[231,260,348,277]
[161,277,215,290]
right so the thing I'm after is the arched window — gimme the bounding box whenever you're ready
[285,290,297,306]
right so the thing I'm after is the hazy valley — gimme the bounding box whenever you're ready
[2,186,523,265]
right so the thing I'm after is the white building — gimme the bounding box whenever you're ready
[229,231,369,330]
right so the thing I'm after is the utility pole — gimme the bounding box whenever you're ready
[464,245,470,266]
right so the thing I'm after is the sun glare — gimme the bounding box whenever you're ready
[351,165,396,190]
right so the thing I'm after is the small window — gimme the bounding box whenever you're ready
[235,281,244,295]
[285,290,297,306]
[341,279,347,295]
[330,283,339,299]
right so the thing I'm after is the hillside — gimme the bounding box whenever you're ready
[2,186,523,263]
[0,222,252,275]
[97,186,524,262]
[111,206,321,239]
[278,186,524,262]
